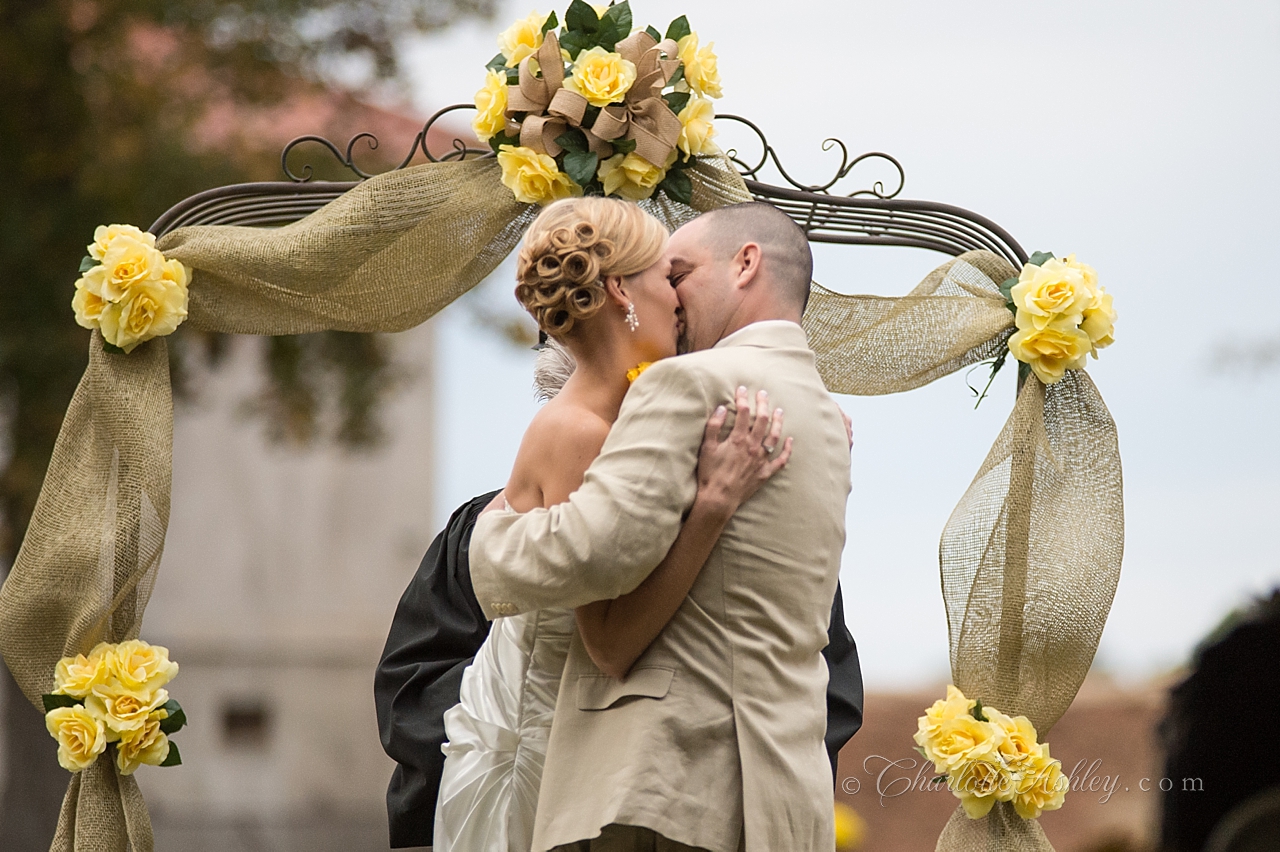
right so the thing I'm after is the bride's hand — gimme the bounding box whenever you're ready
[694,386,793,519]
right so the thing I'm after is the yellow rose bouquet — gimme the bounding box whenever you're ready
[72,224,190,353]
[999,251,1115,385]
[42,640,187,776]
[971,251,1116,404]
[474,1,722,206]
[914,686,1067,821]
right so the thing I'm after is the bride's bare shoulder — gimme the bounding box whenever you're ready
[506,398,611,509]
[523,397,611,461]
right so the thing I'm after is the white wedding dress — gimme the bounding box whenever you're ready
[434,606,576,852]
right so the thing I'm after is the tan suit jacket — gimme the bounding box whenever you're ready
[470,321,851,852]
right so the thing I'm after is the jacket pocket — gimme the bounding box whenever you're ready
[576,666,675,711]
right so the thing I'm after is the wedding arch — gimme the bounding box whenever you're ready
[0,106,1121,852]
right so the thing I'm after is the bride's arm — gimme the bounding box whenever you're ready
[575,387,792,680]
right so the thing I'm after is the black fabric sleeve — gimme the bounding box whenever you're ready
[822,581,865,786]
[374,490,500,849]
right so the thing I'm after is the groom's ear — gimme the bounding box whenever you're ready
[733,243,764,290]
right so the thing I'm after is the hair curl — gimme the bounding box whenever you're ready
[516,197,668,337]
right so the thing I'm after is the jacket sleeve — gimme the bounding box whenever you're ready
[469,360,710,618]
[822,581,864,785]
[373,491,497,848]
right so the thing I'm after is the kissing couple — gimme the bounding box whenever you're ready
[376,198,862,852]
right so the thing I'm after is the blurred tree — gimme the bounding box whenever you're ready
[0,0,494,847]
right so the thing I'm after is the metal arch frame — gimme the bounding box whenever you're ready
[149,105,1028,268]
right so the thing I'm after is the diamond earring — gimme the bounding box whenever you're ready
[625,302,639,332]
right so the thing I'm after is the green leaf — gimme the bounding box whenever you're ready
[540,10,559,34]
[998,275,1017,301]
[558,29,592,59]
[42,694,81,713]
[564,150,600,189]
[659,168,693,205]
[565,0,600,34]
[158,699,187,735]
[102,341,126,355]
[78,255,98,274]
[1027,250,1055,268]
[645,24,661,40]
[598,1,632,49]
[610,137,637,155]
[663,91,690,114]
[971,699,989,722]
[555,128,589,153]
[485,52,508,71]
[666,64,685,89]
[583,104,602,127]
[159,741,182,767]
[488,130,521,154]
[665,14,691,42]
[506,69,519,85]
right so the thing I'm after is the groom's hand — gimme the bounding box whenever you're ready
[695,386,793,518]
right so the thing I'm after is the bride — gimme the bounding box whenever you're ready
[433,197,791,852]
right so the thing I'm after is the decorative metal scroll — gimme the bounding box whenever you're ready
[716,113,905,199]
[280,104,492,182]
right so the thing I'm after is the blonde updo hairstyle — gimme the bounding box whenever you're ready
[516,197,668,337]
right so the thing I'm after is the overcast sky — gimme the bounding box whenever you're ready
[398,0,1280,688]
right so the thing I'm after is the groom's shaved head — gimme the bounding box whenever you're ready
[697,202,813,311]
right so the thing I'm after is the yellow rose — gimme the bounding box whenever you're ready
[497,145,581,205]
[45,705,107,772]
[53,644,112,698]
[88,224,155,262]
[472,69,509,143]
[1013,745,1068,819]
[924,714,1005,774]
[1009,256,1092,330]
[677,96,717,157]
[116,713,170,776]
[599,151,674,201]
[1062,253,1099,293]
[1007,315,1093,384]
[87,682,169,737]
[110,640,180,692]
[71,275,109,329]
[833,801,866,850]
[96,234,166,303]
[98,274,189,353]
[952,757,1018,819]
[1081,289,1116,351]
[987,709,1040,773]
[677,33,723,99]
[497,10,549,67]
[914,685,976,753]
[564,46,637,108]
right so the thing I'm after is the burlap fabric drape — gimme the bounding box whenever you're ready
[804,251,1124,851]
[0,155,1121,852]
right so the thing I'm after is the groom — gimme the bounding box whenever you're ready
[469,202,853,852]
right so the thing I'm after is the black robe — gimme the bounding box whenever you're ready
[374,491,864,849]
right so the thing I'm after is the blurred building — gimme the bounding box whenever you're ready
[138,326,436,852]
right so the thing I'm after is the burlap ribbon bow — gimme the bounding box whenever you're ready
[504,31,601,157]
[590,31,684,166]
